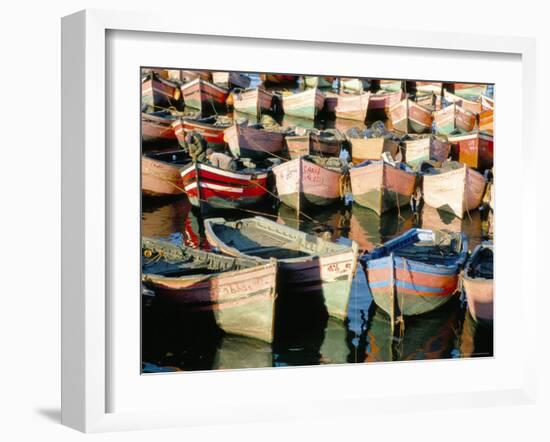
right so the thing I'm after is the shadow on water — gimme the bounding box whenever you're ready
[458,310,494,358]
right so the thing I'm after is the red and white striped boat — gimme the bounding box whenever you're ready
[180,162,270,212]
[172,116,232,148]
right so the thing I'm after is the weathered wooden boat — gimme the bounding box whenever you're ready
[142,237,277,342]
[340,78,368,93]
[304,76,335,88]
[281,88,325,120]
[231,87,274,116]
[350,160,417,215]
[443,90,482,115]
[451,83,489,99]
[284,131,311,160]
[414,92,440,112]
[180,160,270,212]
[373,79,403,92]
[404,135,451,169]
[347,133,400,164]
[334,92,370,121]
[141,72,181,113]
[309,129,345,156]
[272,156,345,210]
[172,115,233,149]
[142,150,191,197]
[433,103,476,135]
[260,73,299,84]
[224,122,286,160]
[407,81,443,96]
[360,228,468,318]
[204,216,359,321]
[463,241,494,322]
[389,98,433,134]
[142,111,178,145]
[422,161,486,218]
[447,132,493,170]
[180,70,212,83]
[180,78,229,113]
[368,90,404,113]
[212,71,251,89]
[479,96,494,135]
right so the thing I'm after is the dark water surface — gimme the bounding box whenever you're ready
[142,197,494,372]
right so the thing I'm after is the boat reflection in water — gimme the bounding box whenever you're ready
[458,310,494,358]
[364,298,463,362]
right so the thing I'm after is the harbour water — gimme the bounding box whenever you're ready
[142,196,493,372]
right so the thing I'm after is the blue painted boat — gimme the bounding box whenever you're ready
[359,228,468,317]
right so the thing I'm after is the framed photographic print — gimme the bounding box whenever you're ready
[62,9,537,433]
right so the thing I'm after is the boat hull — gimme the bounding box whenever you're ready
[273,157,342,209]
[348,137,399,164]
[141,113,177,145]
[434,104,476,135]
[404,136,451,168]
[212,71,250,89]
[350,162,417,214]
[224,124,285,160]
[180,162,269,211]
[365,255,460,316]
[232,88,273,116]
[389,99,433,134]
[448,133,494,170]
[172,118,228,149]
[282,88,325,120]
[422,165,486,218]
[334,92,370,121]
[180,78,228,113]
[142,153,188,196]
[141,76,180,112]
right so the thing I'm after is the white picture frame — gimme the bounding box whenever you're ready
[61,9,537,433]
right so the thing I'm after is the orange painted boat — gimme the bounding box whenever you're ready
[463,241,494,322]
[180,78,229,113]
[422,161,486,218]
[334,92,370,121]
[141,111,178,146]
[389,98,433,134]
[433,103,477,135]
[141,150,191,197]
[224,123,285,160]
[142,237,277,343]
[347,134,400,164]
[272,156,344,209]
[350,160,417,215]
[447,132,494,170]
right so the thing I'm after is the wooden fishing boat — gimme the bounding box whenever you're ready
[447,132,494,170]
[212,71,251,89]
[141,237,277,342]
[224,123,285,160]
[422,161,486,218]
[443,90,482,115]
[340,78,368,93]
[334,92,370,121]
[141,72,181,113]
[273,156,345,210]
[433,103,476,135]
[142,150,191,197]
[463,241,494,323]
[204,216,359,321]
[389,98,433,134]
[350,160,417,214]
[260,73,299,84]
[404,135,450,169]
[180,160,270,212]
[172,115,232,149]
[141,111,178,146]
[452,83,489,99]
[414,92,440,112]
[368,90,404,112]
[347,134,400,164]
[180,78,229,113]
[281,88,325,120]
[479,109,493,135]
[360,228,468,318]
[231,87,274,116]
[407,81,443,96]
[309,129,345,156]
[284,131,311,160]
[180,70,212,83]
[373,79,403,93]
[304,76,335,88]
